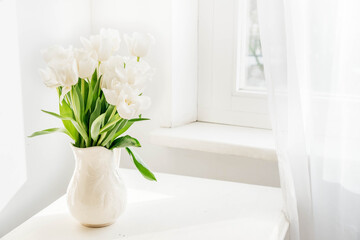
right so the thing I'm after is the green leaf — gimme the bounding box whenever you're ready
[71,120,89,145]
[97,133,107,146]
[99,115,121,134]
[42,109,89,145]
[59,101,78,141]
[129,118,150,122]
[83,110,90,133]
[112,118,149,138]
[104,105,115,123]
[56,87,62,99]
[100,121,122,147]
[111,119,129,140]
[126,147,156,181]
[92,75,101,106]
[90,113,106,141]
[28,128,69,138]
[85,70,97,114]
[100,94,107,113]
[41,110,74,121]
[91,69,98,89]
[71,87,81,122]
[85,86,93,114]
[89,98,102,130]
[81,79,88,111]
[75,84,85,123]
[110,135,141,149]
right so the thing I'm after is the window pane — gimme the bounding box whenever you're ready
[238,0,265,91]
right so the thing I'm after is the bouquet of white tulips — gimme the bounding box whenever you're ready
[30,29,156,181]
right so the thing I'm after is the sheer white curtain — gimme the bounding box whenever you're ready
[257,0,360,239]
[0,0,27,212]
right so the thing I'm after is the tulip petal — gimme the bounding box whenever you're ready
[102,88,119,106]
[39,68,60,88]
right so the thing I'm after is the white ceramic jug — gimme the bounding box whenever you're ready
[67,146,127,227]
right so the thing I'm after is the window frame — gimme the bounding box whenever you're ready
[197,0,271,129]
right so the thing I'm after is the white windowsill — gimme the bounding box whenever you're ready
[150,122,277,161]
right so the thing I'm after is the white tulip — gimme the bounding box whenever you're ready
[99,55,127,76]
[116,84,151,119]
[102,87,120,106]
[74,48,97,79]
[39,67,60,88]
[81,28,120,62]
[40,45,79,101]
[124,32,155,58]
[100,56,154,93]
[102,83,151,119]
[125,58,155,91]
[41,45,71,64]
[100,55,127,89]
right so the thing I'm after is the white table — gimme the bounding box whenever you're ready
[3,169,288,240]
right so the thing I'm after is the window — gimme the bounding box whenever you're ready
[237,0,265,91]
[198,0,271,129]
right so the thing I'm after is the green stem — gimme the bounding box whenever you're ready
[70,89,78,121]
[137,56,140,62]
[81,79,85,99]
[97,61,101,76]
[56,87,61,100]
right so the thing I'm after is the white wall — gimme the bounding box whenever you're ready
[0,0,279,236]
[0,0,91,237]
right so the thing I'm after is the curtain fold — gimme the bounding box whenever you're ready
[0,0,27,212]
[258,0,360,239]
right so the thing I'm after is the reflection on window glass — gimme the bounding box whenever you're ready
[240,0,265,91]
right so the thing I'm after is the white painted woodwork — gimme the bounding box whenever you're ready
[198,0,271,128]
[151,122,277,161]
[3,169,288,240]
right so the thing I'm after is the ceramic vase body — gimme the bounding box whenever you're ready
[67,146,127,227]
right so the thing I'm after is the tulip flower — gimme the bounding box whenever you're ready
[81,28,121,62]
[39,45,78,101]
[74,48,97,79]
[124,32,155,59]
